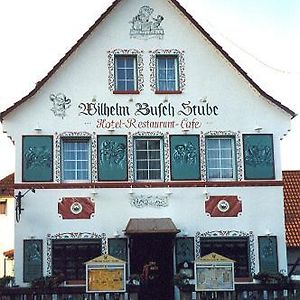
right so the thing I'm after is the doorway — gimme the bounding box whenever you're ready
[129,234,175,300]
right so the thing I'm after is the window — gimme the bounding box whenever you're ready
[62,138,90,181]
[52,239,101,280]
[206,137,236,180]
[134,138,163,181]
[0,200,7,214]
[200,238,250,278]
[156,55,179,92]
[115,55,137,92]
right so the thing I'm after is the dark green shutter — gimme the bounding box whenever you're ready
[22,136,53,182]
[170,135,200,180]
[243,134,275,180]
[108,238,128,262]
[258,236,278,274]
[98,135,127,181]
[23,239,43,282]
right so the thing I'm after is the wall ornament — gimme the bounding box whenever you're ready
[130,6,164,40]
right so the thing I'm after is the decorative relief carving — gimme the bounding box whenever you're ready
[149,49,186,91]
[201,131,243,181]
[50,93,71,119]
[195,230,255,275]
[24,146,52,170]
[107,49,144,92]
[130,195,169,208]
[244,141,273,167]
[205,195,242,217]
[46,232,107,276]
[130,6,164,39]
[54,132,97,182]
[173,142,197,165]
[99,139,126,168]
[127,131,170,182]
[58,197,95,219]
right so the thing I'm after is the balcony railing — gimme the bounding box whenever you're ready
[0,282,300,300]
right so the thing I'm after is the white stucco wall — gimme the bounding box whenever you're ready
[0,0,292,288]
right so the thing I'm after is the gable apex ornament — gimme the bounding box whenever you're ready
[50,93,71,119]
[130,6,164,39]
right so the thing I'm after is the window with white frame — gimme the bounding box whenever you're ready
[62,138,90,181]
[206,137,236,180]
[134,138,163,181]
[115,55,137,92]
[156,55,178,92]
[0,200,7,214]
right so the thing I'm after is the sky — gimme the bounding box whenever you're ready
[0,0,300,179]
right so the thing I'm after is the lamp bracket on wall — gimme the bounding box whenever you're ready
[15,189,35,223]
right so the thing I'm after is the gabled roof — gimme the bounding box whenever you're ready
[0,0,296,120]
[283,170,300,248]
[0,173,14,197]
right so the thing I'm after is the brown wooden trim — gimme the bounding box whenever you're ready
[113,90,140,94]
[155,90,182,94]
[11,180,283,190]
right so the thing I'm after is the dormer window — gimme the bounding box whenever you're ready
[114,55,137,93]
[156,55,179,92]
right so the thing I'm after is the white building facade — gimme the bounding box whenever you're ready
[0,0,295,298]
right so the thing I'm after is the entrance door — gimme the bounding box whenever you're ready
[130,234,174,300]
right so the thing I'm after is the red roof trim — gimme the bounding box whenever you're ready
[3,249,14,259]
[0,0,296,120]
[0,173,14,196]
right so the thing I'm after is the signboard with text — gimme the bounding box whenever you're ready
[195,253,235,291]
[85,254,126,293]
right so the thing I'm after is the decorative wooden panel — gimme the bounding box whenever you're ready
[98,135,127,181]
[170,135,200,180]
[258,236,278,274]
[108,238,128,262]
[243,134,275,180]
[22,136,53,182]
[175,237,194,274]
[23,239,43,282]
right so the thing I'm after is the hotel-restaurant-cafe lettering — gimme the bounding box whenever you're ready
[78,100,219,129]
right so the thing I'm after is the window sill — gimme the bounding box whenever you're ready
[64,280,85,286]
[113,90,140,94]
[155,90,182,94]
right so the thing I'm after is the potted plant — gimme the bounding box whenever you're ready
[0,276,14,288]
[31,273,64,289]
[254,272,290,286]
[174,273,194,300]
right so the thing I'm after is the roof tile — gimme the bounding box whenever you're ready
[283,171,300,248]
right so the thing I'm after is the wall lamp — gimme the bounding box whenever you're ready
[15,189,35,223]
[254,125,263,133]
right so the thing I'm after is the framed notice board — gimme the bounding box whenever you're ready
[86,254,126,293]
[23,239,43,282]
[87,267,126,292]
